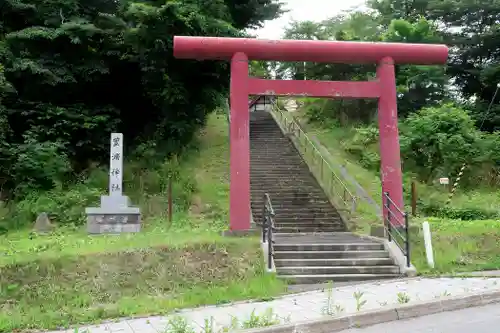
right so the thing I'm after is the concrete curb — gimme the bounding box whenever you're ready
[239,290,500,333]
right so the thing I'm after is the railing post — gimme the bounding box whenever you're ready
[351,198,357,214]
[385,192,392,242]
[261,193,267,243]
[268,211,274,270]
[320,157,324,180]
[405,212,410,267]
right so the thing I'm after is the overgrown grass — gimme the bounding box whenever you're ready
[411,218,500,274]
[0,113,286,332]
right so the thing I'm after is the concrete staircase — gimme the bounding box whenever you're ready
[249,110,401,283]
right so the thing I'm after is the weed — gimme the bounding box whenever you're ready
[242,308,281,329]
[164,316,195,333]
[442,290,451,297]
[397,292,411,304]
[321,281,334,315]
[203,308,283,333]
[203,317,216,333]
[353,291,367,311]
[321,281,344,316]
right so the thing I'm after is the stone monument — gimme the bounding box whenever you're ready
[85,133,141,234]
[33,212,54,234]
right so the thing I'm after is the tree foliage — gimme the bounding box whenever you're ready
[0,0,282,198]
[280,0,500,186]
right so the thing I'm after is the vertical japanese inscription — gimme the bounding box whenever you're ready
[109,133,123,196]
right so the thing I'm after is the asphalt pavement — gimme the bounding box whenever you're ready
[338,302,500,333]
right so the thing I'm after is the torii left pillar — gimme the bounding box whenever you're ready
[229,52,251,231]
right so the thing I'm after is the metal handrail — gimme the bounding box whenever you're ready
[261,193,276,270]
[384,192,410,267]
[271,100,358,215]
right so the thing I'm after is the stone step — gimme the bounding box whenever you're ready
[250,182,319,188]
[275,227,345,233]
[251,195,327,201]
[273,258,395,267]
[250,164,309,169]
[251,193,328,200]
[253,210,337,217]
[271,215,342,220]
[251,196,330,204]
[251,197,329,203]
[273,243,385,251]
[273,232,373,242]
[264,217,343,224]
[278,274,401,284]
[273,223,344,229]
[272,216,341,221]
[250,175,314,180]
[251,196,332,204]
[252,208,337,216]
[274,224,344,231]
[250,157,303,161]
[251,189,325,195]
[253,204,334,211]
[277,265,400,275]
[250,165,309,170]
[271,207,339,213]
[266,211,340,217]
[274,221,343,228]
[273,250,390,259]
[250,137,292,141]
[251,161,304,165]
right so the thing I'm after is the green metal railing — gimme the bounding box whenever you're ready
[271,100,358,216]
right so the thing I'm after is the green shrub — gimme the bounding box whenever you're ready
[343,126,380,169]
[1,136,72,198]
[420,203,499,220]
[10,185,101,228]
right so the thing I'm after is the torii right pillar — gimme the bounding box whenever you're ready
[377,56,403,220]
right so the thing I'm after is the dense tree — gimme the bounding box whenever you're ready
[0,0,282,197]
[370,0,500,131]
[279,11,447,123]
[276,0,500,187]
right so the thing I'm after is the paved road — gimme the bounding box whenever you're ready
[339,303,500,333]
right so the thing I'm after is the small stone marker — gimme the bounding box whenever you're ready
[85,133,141,234]
[33,212,53,234]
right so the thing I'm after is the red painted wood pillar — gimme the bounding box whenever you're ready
[229,52,251,231]
[377,57,404,226]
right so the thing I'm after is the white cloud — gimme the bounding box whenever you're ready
[253,0,367,39]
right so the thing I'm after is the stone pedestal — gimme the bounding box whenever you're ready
[86,195,141,234]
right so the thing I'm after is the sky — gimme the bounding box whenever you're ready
[254,0,368,39]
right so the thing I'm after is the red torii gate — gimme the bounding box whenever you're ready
[174,36,448,232]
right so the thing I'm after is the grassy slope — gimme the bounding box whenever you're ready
[289,107,500,275]
[0,114,286,332]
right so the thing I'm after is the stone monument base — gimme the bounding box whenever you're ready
[85,195,141,234]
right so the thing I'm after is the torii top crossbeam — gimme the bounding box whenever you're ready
[173,36,448,65]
